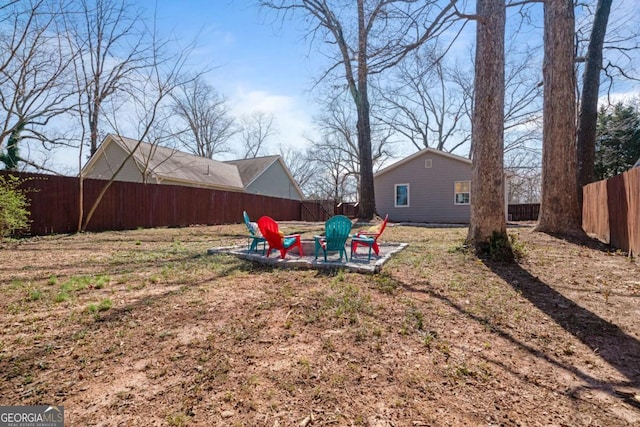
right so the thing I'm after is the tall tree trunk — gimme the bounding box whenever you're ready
[89,99,100,156]
[536,0,583,235]
[466,0,507,249]
[356,79,375,220]
[355,0,375,220]
[576,0,612,206]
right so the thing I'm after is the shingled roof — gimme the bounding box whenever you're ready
[84,135,303,199]
[114,136,244,190]
[224,156,281,187]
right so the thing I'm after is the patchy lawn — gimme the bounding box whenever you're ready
[0,223,639,426]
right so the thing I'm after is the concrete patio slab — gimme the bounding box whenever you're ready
[207,240,408,274]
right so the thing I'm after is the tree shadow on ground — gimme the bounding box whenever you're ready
[399,274,640,411]
[483,257,640,405]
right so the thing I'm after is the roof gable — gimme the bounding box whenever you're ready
[375,148,471,178]
[85,135,244,190]
[224,156,280,187]
[225,156,304,200]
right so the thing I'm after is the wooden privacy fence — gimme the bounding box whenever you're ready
[582,167,639,257]
[335,202,360,218]
[300,200,334,222]
[508,203,540,221]
[3,172,336,236]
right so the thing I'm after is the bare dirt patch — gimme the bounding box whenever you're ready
[1,223,639,426]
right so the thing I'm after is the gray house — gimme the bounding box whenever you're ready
[374,148,507,224]
[82,134,305,200]
[226,156,304,201]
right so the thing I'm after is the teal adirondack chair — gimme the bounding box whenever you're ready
[243,211,266,254]
[314,215,353,262]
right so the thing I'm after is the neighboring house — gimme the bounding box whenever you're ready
[634,157,640,168]
[374,148,508,224]
[225,156,304,201]
[82,134,304,200]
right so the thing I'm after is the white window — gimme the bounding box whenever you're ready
[395,184,409,207]
[454,181,470,205]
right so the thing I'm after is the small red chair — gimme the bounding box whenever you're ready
[257,216,304,259]
[350,214,389,260]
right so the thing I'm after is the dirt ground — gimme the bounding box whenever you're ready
[1,222,639,426]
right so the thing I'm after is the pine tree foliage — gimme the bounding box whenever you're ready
[595,102,640,180]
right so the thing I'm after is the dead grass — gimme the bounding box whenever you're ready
[0,223,639,426]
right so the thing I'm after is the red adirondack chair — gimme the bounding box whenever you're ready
[350,214,389,260]
[257,216,304,259]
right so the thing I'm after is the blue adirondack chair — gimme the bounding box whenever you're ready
[243,211,266,254]
[314,215,353,262]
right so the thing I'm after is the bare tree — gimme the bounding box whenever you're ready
[239,112,277,159]
[260,0,461,220]
[79,26,196,231]
[507,167,542,204]
[306,135,357,202]
[65,0,154,156]
[466,0,507,252]
[536,0,583,235]
[0,0,77,170]
[171,75,237,159]
[505,143,542,204]
[278,144,318,196]
[376,46,471,154]
[309,97,392,205]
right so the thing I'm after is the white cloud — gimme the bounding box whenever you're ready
[227,86,315,156]
[599,90,640,106]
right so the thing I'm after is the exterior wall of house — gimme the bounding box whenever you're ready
[374,152,472,223]
[84,142,144,183]
[246,161,303,201]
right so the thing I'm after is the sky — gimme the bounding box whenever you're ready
[31,0,640,174]
[48,0,329,173]
[134,0,325,158]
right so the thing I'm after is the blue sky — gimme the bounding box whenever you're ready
[145,0,324,154]
[48,0,326,173]
[151,1,322,90]
[44,0,640,173]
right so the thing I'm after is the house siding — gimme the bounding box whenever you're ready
[85,142,144,183]
[375,152,472,223]
[246,161,303,201]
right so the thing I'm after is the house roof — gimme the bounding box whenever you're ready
[375,147,471,178]
[84,135,245,190]
[83,135,304,198]
[224,155,281,187]
[225,155,305,200]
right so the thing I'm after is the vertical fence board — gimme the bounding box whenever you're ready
[607,174,629,252]
[582,179,609,243]
[625,168,640,257]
